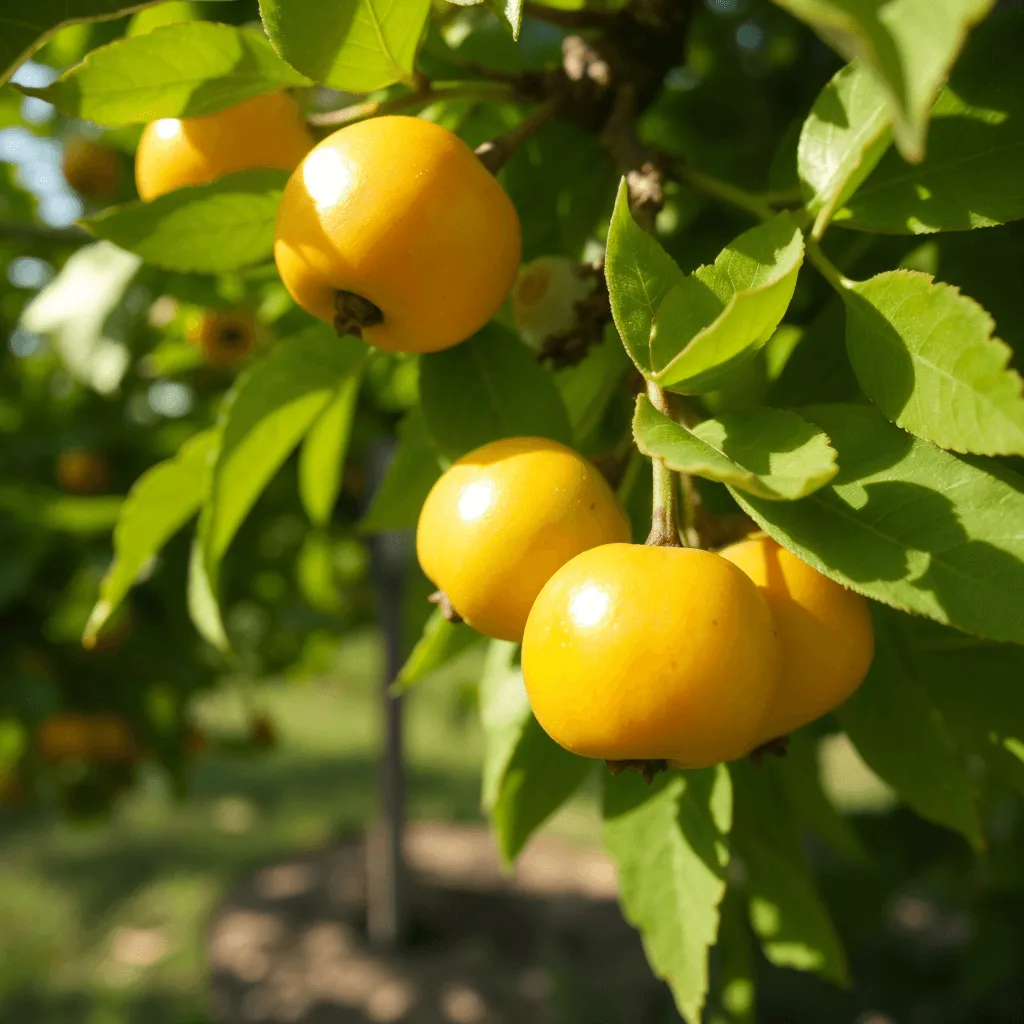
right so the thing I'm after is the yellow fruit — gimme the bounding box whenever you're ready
[135,92,313,201]
[274,115,521,353]
[38,714,89,762]
[56,448,111,495]
[720,534,874,742]
[522,544,781,769]
[416,437,630,642]
[62,136,120,200]
[512,256,596,350]
[188,308,259,367]
[37,713,138,764]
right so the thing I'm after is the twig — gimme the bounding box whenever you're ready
[475,97,562,173]
[669,162,774,221]
[309,81,516,129]
[523,1,617,30]
[0,222,90,245]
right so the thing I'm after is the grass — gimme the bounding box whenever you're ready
[0,628,602,1024]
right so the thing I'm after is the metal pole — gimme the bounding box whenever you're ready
[364,439,407,949]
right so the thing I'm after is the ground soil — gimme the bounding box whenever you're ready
[207,822,676,1024]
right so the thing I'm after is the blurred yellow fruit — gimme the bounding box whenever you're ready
[135,92,313,201]
[56,448,111,495]
[62,136,120,200]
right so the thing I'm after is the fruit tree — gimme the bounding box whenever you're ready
[3,0,1024,1019]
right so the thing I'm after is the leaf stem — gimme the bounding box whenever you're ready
[804,237,854,293]
[644,380,682,547]
[308,81,517,129]
[669,163,775,222]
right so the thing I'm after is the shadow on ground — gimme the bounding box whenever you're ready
[206,823,679,1024]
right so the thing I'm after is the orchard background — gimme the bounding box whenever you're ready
[2,0,1024,1022]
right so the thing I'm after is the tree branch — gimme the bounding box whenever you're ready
[0,222,90,246]
[522,1,616,30]
[475,97,563,173]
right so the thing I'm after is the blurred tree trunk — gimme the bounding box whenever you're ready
[365,438,407,949]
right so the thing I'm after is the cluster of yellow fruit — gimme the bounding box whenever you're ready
[126,91,521,356]
[417,438,874,769]
[114,90,874,770]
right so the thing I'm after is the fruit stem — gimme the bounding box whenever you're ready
[749,735,791,765]
[428,590,463,625]
[644,380,682,548]
[334,291,384,340]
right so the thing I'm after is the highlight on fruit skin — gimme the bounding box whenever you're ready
[720,533,875,744]
[512,256,597,350]
[135,92,314,201]
[522,544,782,770]
[274,115,522,354]
[186,308,260,368]
[55,447,111,495]
[62,135,120,200]
[416,437,630,642]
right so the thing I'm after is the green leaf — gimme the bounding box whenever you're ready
[19,22,309,125]
[650,214,804,392]
[838,13,1024,232]
[478,639,528,810]
[259,0,430,92]
[835,607,982,845]
[770,0,996,161]
[299,367,363,527]
[296,529,342,614]
[187,533,229,653]
[395,608,482,693]
[491,716,592,864]
[882,614,1024,798]
[195,326,365,650]
[731,762,850,986]
[633,396,837,501]
[419,323,572,461]
[603,766,732,1024]
[798,59,892,237]
[488,0,524,40]
[0,486,122,534]
[0,0,229,88]
[708,891,756,1024]
[555,330,630,445]
[731,402,1024,645]
[359,407,442,534]
[84,429,216,646]
[85,169,288,274]
[845,270,1024,455]
[737,826,850,983]
[605,177,685,377]
[774,733,867,863]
